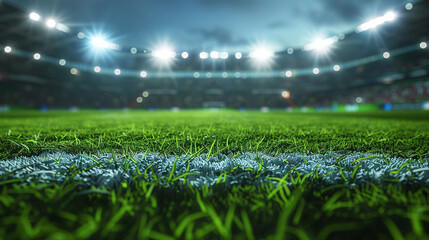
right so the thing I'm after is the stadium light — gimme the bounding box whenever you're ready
[356,11,397,33]
[56,23,70,33]
[221,72,228,78]
[249,48,274,60]
[142,91,149,97]
[140,71,147,78]
[282,90,291,99]
[313,68,320,74]
[285,70,293,78]
[4,46,12,53]
[181,52,189,59]
[46,19,57,28]
[333,65,341,71]
[136,97,143,103]
[304,36,338,51]
[90,36,121,50]
[405,3,413,10]
[130,47,138,54]
[94,66,101,73]
[70,68,79,75]
[29,12,41,21]
[210,51,219,59]
[420,42,427,49]
[199,52,209,59]
[58,59,66,66]
[193,72,200,78]
[33,53,41,60]
[152,48,176,59]
[77,32,86,39]
[235,52,242,59]
[287,48,294,54]
[114,69,121,75]
[383,52,390,59]
[220,52,228,59]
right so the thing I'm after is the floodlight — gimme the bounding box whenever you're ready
[420,42,427,49]
[140,71,147,78]
[70,68,78,75]
[130,47,137,54]
[77,32,85,39]
[4,46,12,53]
[29,12,41,21]
[220,52,228,59]
[142,91,149,97]
[333,65,341,71]
[94,66,101,73]
[152,48,176,59]
[304,36,338,51]
[235,52,242,59]
[114,69,121,75]
[210,51,219,59]
[46,19,57,28]
[136,97,143,103]
[199,52,209,59]
[193,72,200,78]
[59,59,66,66]
[249,48,274,60]
[181,52,189,59]
[282,90,290,99]
[405,3,413,10]
[221,72,228,78]
[383,52,390,59]
[285,71,293,78]
[90,36,121,50]
[356,11,397,33]
[56,23,70,33]
[287,48,294,54]
[33,53,41,60]
[313,68,320,74]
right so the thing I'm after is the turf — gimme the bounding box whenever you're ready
[0,110,429,239]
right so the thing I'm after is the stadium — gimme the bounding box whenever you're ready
[0,0,429,239]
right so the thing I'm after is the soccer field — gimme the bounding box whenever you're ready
[1,110,429,239]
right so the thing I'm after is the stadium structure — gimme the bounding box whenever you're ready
[0,1,428,110]
[1,1,429,240]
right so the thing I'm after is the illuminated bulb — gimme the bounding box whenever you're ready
[193,72,200,78]
[4,46,12,53]
[220,52,228,59]
[46,19,57,28]
[333,65,341,71]
[136,97,143,103]
[94,66,101,73]
[114,69,121,75]
[313,68,320,75]
[383,52,390,59]
[130,47,137,54]
[210,51,219,59]
[59,59,66,66]
[70,68,78,75]
[287,48,294,54]
[140,71,147,78]
[77,32,85,39]
[199,52,209,59]
[420,42,427,49]
[142,91,149,97]
[221,72,228,78]
[181,52,189,59]
[285,71,293,78]
[235,52,242,59]
[405,3,413,10]
[282,90,290,99]
[29,12,41,21]
[33,53,41,60]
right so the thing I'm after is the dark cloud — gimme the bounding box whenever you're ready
[190,27,248,46]
[266,20,288,29]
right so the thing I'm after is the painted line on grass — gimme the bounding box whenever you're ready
[0,152,428,188]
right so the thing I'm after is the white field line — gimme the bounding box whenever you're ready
[0,152,428,188]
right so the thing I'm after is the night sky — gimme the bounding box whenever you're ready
[6,0,406,52]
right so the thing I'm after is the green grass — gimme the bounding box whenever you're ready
[0,110,429,239]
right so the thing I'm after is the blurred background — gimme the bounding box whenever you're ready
[0,0,428,112]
